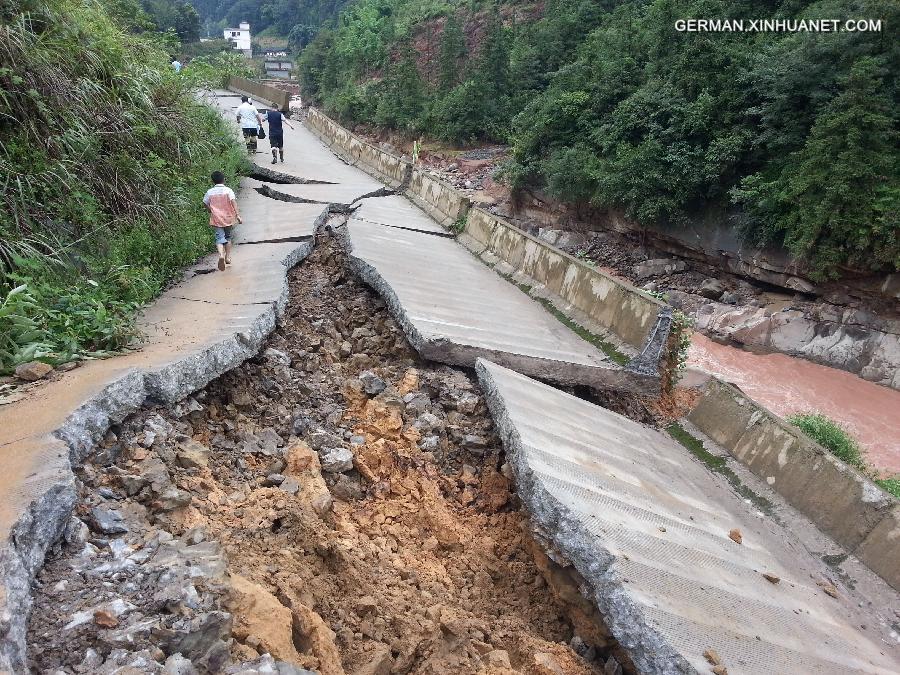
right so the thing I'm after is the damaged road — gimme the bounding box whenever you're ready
[27,231,621,675]
[17,97,899,675]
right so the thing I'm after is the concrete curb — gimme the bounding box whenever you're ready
[306,109,412,189]
[687,377,900,590]
[459,208,672,363]
[226,76,290,111]
[0,210,326,671]
[475,359,695,674]
[405,168,471,228]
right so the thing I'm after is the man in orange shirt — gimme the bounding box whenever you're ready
[202,171,243,271]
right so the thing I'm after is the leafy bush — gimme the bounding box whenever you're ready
[876,477,900,500]
[0,0,245,373]
[788,412,899,500]
[428,79,503,144]
[183,50,253,88]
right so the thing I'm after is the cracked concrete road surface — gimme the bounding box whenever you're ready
[477,359,898,675]
[1,90,898,674]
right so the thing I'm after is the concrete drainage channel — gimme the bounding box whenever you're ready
[22,227,628,675]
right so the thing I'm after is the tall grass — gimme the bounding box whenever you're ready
[0,0,246,373]
[788,413,866,469]
[789,412,899,499]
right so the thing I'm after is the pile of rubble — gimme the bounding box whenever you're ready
[27,233,622,674]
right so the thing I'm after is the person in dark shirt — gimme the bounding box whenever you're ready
[266,109,295,164]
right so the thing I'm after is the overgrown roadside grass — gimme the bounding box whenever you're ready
[666,422,778,519]
[788,413,900,499]
[0,0,249,374]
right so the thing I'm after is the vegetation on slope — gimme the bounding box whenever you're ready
[0,0,246,373]
[789,413,900,498]
[187,0,349,45]
[296,0,898,280]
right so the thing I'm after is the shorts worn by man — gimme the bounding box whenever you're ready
[236,96,263,152]
[265,109,295,164]
[202,171,243,271]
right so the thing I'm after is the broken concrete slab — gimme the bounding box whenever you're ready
[345,220,655,393]
[232,182,324,244]
[268,123,385,187]
[0,194,326,671]
[350,194,448,235]
[475,358,899,675]
[252,178,384,205]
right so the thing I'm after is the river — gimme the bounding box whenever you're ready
[688,333,900,476]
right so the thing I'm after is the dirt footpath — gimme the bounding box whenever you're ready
[27,231,619,675]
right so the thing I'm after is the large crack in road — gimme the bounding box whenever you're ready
[26,226,626,675]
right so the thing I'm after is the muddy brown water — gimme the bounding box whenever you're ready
[689,333,900,476]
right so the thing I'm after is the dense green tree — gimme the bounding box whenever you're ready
[189,0,348,35]
[734,57,898,278]
[142,0,201,41]
[295,0,899,276]
[475,6,509,97]
[288,23,317,51]
[173,2,200,41]
[375,44,425,131]
[298,26,335,99]
[437,12,465,93]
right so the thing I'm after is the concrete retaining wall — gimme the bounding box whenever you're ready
[406,169,471,227]
[227,76,290,111]
[306,109,411,189]
[304,108,679,377]
[687,377,900,590]
[462,207,666,353]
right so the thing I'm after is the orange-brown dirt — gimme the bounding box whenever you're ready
[28,231,617,674]
[189,235,606,674]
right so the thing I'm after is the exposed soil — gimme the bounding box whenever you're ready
[27,229,621,674]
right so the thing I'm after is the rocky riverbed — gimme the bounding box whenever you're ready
[26,232,625,674]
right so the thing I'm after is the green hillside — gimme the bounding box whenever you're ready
[0,0,246,373]
[187,0,349,46]
[296,0,898,279]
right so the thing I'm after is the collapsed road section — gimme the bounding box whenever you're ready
[0,188,327,673]
[476,359,898,674]
[341,220,647,394]
[20,217,900,675]
[5,90,899,675]
[26,232,618,675]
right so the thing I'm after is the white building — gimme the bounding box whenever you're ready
[224,22,251,57]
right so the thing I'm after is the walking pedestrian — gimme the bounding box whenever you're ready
[236,96,263,153]
[171,58,182,73]
[202,171,242,271]
[265,109,295,164]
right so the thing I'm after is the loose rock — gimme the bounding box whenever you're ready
[359,370,386,395]
[88,505,128,535]
[319,446,354,473]
[15,360,53,381]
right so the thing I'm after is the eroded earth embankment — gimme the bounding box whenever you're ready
[26,229,626,675]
